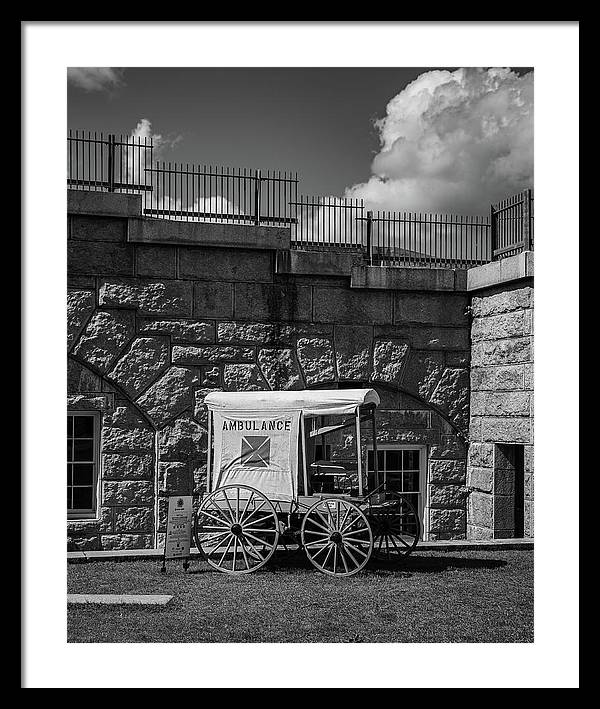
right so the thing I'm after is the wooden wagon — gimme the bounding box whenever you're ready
[193,389,420,576]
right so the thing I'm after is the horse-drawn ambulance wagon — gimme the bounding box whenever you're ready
[193,389,420,576]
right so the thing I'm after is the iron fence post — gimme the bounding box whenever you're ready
[366,210,373,265]
[107,134,116,193]
[489,203,496,261]
[254,170,262,225]
[523,188,532,251]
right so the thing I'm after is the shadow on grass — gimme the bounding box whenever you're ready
[187,548,507,577]
[186,565,214,576]
[394,554,507,574]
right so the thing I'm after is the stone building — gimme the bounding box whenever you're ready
[466,256,534,539]
[66,189,533,551]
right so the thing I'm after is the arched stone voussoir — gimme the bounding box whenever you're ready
[72,309,136,375]
[428,367,470,435]
[401,350,445,402]
[374,379,469,441]
[296,337,337,386]
[257,347,303,391]
[67,289,95,352]
[107,336,171,399]
[68,357,103,393]
[333,324,372,381]
[135,365,203,429]
[370,338,410,388]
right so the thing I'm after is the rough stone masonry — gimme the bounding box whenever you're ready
[66,190,533,550]
[466,267,534,540]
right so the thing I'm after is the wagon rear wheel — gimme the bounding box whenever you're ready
[194,485,279,574]
[301,498,373,577]
[362,490,420,563]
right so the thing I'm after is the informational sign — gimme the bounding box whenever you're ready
[164,495,193,561]
[212,411,300,501]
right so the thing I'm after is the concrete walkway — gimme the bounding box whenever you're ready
[67,594,173,605]
[67,537,533,563]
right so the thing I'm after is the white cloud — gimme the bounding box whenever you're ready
[148,193,238,222]
[124,119,183,184]
[67,67,124,92]
[130,118,183,155]
[345,68,533,215]
[127,120,234,219]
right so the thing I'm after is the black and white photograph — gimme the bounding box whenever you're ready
[22,22,579,689]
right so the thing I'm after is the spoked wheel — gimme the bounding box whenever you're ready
[301,498,373,577]
[362,490,421,563]
[194,485,279,574]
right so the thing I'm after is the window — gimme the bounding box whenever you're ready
[314,443,331,462]
[67,412,100,518]
[367,445,427,536]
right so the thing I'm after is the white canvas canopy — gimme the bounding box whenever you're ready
[204,389,380,418]
[205,389,379,500]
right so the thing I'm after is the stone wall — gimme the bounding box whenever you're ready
[466,279,534,539]
[67,191,474,549]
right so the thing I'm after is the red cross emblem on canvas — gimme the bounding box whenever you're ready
[240,436,271,467]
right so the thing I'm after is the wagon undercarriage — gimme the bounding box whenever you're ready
[194,484,420,577]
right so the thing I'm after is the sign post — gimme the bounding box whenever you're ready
[161,495,193,573]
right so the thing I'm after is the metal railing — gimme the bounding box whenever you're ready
[290,196,365,249]
[67,131,297,226]
[67,130,533,265]
[363,210,491,268]
[67,130,153,193]
[290,198,491,267]
[144,163,297,226]
[491,189,534,260]
[290,195,530,267]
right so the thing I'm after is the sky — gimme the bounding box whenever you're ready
[67,66,533,215]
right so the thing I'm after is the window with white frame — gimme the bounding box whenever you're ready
[366,445,427,532]
[67,412,100,518]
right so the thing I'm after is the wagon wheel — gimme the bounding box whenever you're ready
[194,485,279,574]
[301,498,373,577]
[362,490,420,563]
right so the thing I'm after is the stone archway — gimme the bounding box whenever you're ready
[67,355,159,551]
[321,381,469,541]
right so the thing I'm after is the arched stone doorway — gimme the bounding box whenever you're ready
[302,381,468,541]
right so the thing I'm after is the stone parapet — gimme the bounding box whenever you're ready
[352,265,467,292]
[467,251,533,292]
[68,189,142,218]
[128,217,290,251]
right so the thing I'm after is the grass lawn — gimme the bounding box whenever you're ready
[67,548,533,643]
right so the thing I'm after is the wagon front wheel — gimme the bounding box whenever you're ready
[301,498,373,577]
[194,485,279,574]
